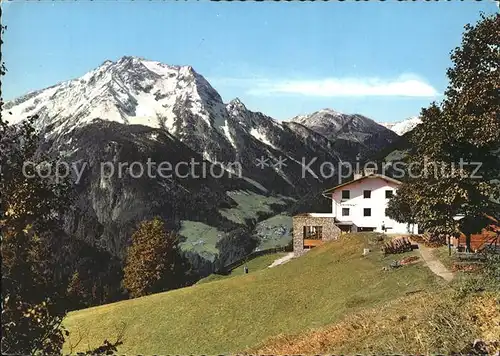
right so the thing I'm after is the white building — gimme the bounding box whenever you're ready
[323,173,418,234]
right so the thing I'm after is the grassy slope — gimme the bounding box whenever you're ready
[196,252,288,285]
[255,247,500,354]
[63,234,441,354]
[178,221,223,257]
[432,245,455,269]
[253,291,500,354]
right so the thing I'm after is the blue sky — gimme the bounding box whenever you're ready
[2,1,498,123]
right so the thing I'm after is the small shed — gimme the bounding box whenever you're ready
[292,213,341,256]
[454,214,500,253]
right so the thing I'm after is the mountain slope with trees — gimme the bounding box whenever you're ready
[2,55,396,275]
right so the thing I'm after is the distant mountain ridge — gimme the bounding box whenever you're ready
[379,116,422,136]
[290,108,399,156]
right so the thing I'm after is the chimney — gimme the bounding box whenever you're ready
[364,167,376,176]
[353,167,377,180]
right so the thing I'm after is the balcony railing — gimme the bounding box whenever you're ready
[304,239,324,248]
[304,232,322,240]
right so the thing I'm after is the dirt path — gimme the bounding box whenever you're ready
[268,252,294,268]
[417,244,454,282]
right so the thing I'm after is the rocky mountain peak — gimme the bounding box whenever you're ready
[379,116,422,136]
[290,108,399,156]
[227,97,247,113]
[318,108,343,115]
[2,56,227,136]
[100,59,114,67]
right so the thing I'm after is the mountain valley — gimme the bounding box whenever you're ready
[3,56,416,276]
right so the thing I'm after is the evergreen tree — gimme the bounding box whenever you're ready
[215,228,259,269]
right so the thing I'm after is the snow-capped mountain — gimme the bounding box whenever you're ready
[3,56,402,272]
[290,108,399,156]
[3,56,237,161]
[3,57,398,166]
[4,56,227,132]
[3,57,354,170]
[379,116,422,136]
[3,56,373,194]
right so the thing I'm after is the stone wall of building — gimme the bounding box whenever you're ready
[292,214,341,256]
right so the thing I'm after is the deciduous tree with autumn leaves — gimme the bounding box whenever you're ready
[1,22,123,355]
[123,217,188,298]
[387,13,500,240]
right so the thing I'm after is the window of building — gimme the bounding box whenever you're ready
[303,226,323,239]
[363,190,371,199]
[385,190,394,199]
[342,208,350,216]
[364,208,372,217]
[341,190,350,200]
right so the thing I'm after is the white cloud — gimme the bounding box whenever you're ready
[211,74,440,98]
